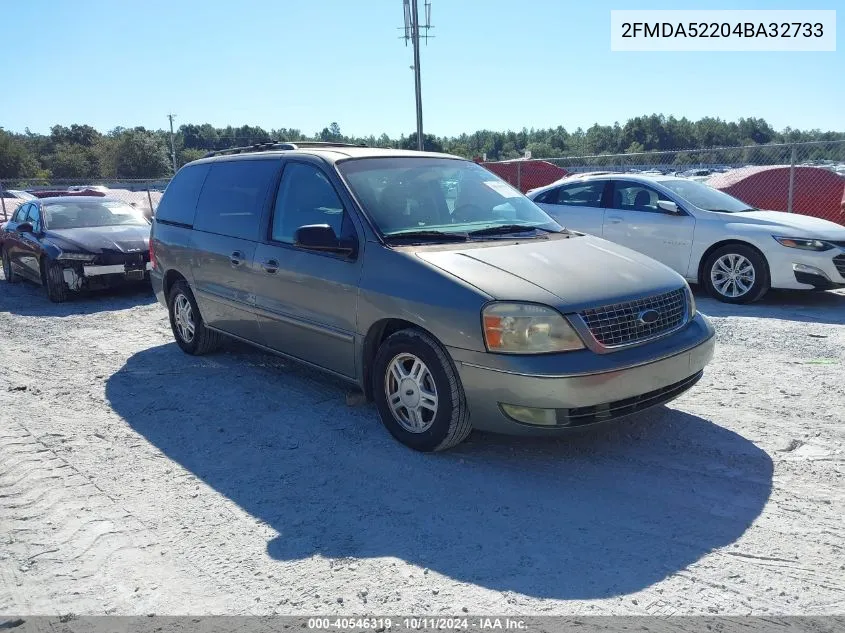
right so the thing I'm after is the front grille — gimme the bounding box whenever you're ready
[834,254,845,278]
[556,370,703,427]
[578,288,688,348]
[95,250,148,269]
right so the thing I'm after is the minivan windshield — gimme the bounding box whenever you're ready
[337,157,563,239]
[43,200,149,229]
[657,179,756,213]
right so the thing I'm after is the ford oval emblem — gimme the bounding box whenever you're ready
[637,309,660,325]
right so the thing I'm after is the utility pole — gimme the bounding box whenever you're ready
[167,113,177,173]
[401,0,432,151]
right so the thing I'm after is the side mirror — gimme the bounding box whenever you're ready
[657,200,680,214]
[16,222,34,233]
[294,224,356,257]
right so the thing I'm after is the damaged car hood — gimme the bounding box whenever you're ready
[44,225,150,254]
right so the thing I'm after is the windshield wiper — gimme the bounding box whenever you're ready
[466,224,555,237]
[384,230,469,243]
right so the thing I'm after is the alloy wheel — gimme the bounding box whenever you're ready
[173,294,195,343]
[384,352,439,433]
[710,253,756,299]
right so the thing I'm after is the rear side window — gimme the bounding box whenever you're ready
[155,163,210,226]
[194,160,279,241]
[550,181,607,207]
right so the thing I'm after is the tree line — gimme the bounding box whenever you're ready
[1,114,844,181]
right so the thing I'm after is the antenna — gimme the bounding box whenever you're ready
[400,0,433,151]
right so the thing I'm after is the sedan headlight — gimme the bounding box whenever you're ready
[56,252,95,261]
[482,302,585,354]
[773,236,834,252]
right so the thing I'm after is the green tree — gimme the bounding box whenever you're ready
[0,131,40,178]
[98,130,170,178]
[401,133,443,153]
[45,143,99,178]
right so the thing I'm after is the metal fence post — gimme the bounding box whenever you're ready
[0,181,7,220]
[787,144,797,213]
[516,162,522,191]
[146,188,154,218]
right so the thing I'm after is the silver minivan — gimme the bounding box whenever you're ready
[150,142,715,451]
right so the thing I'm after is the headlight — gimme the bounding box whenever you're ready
[482,302,585,354]
[684,282,696,315]
[56,252,95,261]
[773,236,834,252]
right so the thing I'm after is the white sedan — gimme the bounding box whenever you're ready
[526,174,845,303]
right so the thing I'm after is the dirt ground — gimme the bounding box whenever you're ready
[1,274,843,616]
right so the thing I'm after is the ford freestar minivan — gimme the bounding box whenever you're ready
[150,142,715,451]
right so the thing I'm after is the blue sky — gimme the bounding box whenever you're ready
[1,0,842,137]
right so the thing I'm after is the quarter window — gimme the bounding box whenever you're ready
[271,162,346,244]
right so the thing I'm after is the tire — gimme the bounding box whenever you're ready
[2,248,19,284]
[42,259,68,303]
[702,244,769,304]
[167,280,223,355]
[372,328,472,452]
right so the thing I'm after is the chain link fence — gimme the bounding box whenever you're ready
[0,178,169,222]
[482,140,845,225]
[3,140,845,226]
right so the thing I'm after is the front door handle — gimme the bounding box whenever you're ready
[261,259,279,274]
[229,251,244,267]
[606,216,623,224]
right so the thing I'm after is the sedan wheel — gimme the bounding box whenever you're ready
[703,244,769,304]
[2,249,18,284]
[710,253,755,299]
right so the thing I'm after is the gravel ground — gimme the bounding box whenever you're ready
[1,275,843,616]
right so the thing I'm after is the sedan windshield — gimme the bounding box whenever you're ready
[337,157,563,239]
[657,179,755,213]
[42,201,149,229]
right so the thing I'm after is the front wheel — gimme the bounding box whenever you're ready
[702,245,769,304]
[372,328,472,452]
[2,249,19,284]
[42,259,68,303]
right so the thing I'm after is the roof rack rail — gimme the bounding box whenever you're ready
[203,140,367,158]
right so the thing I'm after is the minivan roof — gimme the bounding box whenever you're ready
[190,146,464,167]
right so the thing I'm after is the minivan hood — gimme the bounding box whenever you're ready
[45,225,150,254]
[414,234,686,312]
[719,210,845,239]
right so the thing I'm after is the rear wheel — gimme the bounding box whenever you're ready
[2,249,19,284]
[702,244,769,304]
[372,328,472,452]
[42,259,68,303]
[167,280,223,355]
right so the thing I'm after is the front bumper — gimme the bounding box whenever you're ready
[450,312,716,435]
[769,248,845,290]
[62,261,152,290]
